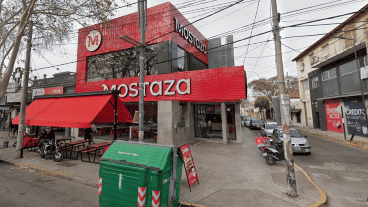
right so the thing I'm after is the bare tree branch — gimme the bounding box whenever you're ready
[0,43,14,80]
[0,21,19,50]
[0,8,22,30]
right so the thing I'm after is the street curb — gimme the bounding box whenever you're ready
[0,159,99,188]
[294,163,327,207]
[0,159,205,207]
[179,201,206,207]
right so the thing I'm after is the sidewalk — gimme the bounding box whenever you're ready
[0,129,323,207]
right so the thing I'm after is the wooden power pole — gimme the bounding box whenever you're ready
[271,0,297,196]
[16,20,33,159]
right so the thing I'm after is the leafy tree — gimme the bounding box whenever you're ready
[254,96,270,111]
[0,0,129,101]
[248,75,298,103]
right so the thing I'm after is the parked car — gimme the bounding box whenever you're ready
[271,127,311,155]
[250,119,263,129]
[244,117,252,127]
[261,122,278,137]
[241,116,249,126]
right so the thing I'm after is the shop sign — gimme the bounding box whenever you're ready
[324,99,343,133]
[7,92,21,102]
[345,102,368,137]
[174,17,206,54]
[33,87,63,98]
[179,143,199,187]
[85,30,102,52]
[102,79,190,98]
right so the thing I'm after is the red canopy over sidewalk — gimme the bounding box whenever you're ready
[12,94,133,128]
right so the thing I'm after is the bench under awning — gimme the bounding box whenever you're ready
[12,93,133,128]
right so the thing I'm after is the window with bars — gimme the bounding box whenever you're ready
[310,75,319,89]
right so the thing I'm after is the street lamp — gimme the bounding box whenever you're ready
[333,36,368,141]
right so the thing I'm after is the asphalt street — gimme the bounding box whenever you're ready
[245,125,368,207]
[0,163,98,207]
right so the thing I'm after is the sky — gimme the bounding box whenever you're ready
[20,0,368,100]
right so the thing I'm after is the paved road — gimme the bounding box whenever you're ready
[0,163,98,207]
[245,126,368,207]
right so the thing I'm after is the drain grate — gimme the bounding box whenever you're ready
[56,162,78,167]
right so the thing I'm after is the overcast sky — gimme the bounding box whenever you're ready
[21,0,367,100]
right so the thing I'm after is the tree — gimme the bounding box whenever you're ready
[254,96,270,111]
[0,0,129,102]
[248,75,298,103]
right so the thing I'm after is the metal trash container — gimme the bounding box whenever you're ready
[99,141,183,207]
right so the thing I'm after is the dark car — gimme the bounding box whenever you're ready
[250,119,263,129]
[271,127,311,155]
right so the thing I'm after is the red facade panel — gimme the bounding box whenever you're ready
[76,2,208,90]
[76,66,246,103]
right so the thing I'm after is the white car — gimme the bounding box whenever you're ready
[261,122,278,137]
[271,127,311,155]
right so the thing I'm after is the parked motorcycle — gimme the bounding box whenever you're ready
[263,140,285,165]
[38,138,63,162]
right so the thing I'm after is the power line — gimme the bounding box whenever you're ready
[242,0,261,64]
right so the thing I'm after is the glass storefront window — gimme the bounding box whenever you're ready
[172,46,186,72]
[86,44,159,82]
[190,56,207,71]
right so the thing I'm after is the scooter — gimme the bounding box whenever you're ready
[38,138,63,162]
[263,140,285,165]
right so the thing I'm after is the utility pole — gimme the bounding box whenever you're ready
[271,0,297,196]
[15,20,33,159]
[138,0,147,142]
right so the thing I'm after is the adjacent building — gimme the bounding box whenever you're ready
[293,4,368,137]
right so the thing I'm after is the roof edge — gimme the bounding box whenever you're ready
[292,4,368,62]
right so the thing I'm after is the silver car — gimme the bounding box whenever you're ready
[271,127,311,155]
[244,117,252,127]
[261,122,278,137]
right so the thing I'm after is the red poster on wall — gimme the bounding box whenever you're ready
[325,99,343,133]
[179,144,199,188]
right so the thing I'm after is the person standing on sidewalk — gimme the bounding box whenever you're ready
[5,119,11,138]
[13,123,18,138]
[84,128,95,144]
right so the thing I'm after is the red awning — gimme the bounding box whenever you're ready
[12,94,133,128]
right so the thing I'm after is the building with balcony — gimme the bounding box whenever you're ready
[292,4,368,137]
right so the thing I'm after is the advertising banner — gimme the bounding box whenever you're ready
[325,99,343,133]
[345,102,368,137]
[33,87,63,98]
[281,94,291,126]
[179,143,198,187]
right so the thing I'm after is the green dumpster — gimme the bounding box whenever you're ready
[99,141,183,207]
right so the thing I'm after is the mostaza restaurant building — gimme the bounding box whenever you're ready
[14,2,247,145]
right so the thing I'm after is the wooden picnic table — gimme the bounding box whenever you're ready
[57,138,71,142]
[82,142,112,163]
[61,140,89,158]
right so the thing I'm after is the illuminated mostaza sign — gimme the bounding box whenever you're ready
[102,79,191,98]
[174,17,206,54]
